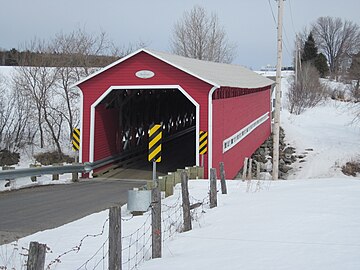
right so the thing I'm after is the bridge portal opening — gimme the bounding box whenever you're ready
[92,87,198,179]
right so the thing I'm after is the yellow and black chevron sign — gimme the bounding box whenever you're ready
[148,124,162,162]
[72,128,80,151]
[199,131,208,155]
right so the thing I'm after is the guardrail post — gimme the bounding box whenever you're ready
[158,176,166,192]
[72,163,79,182]
[27,241,46,270]
[165,174,174,197]
[187,166,197,179]
[29,164,41,182]
[196,166,204,179]
[52,163,64,180]
[174,170,181,185]
[3,166,15,187]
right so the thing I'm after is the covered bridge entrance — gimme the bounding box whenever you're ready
[74,49,274,179]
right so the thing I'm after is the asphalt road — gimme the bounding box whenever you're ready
[0,129,196,245]
[0,179,146,245]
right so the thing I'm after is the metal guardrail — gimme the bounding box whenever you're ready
[0,126,196,181]
[0,164,86,180]
[0,152,140,181]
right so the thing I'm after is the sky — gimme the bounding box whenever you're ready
[1,0,360,69]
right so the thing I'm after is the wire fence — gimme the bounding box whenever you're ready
[162,193,183,243]
[0,182,215,270]
[0,242,27,270]
[121,213,152,270]
[46,218,110,270]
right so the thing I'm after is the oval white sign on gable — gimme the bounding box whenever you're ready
[135,70,155,79]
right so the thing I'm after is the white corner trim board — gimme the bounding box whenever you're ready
[208,86,219,177]
[223,112,269,153]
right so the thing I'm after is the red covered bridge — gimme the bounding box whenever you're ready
[74,49,274,179]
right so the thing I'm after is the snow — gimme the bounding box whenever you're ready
[1,179,359,269]
[282,101,360,179]
[1,71,360,269]
[140,179,360,270]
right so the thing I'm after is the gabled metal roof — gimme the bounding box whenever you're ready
[74,48,274,89]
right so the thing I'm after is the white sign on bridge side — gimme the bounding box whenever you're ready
[223,112,269,153]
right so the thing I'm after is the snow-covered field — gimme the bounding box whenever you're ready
[1,71,360,269]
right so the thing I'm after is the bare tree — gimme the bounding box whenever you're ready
[287,62,326,115]
[0,74,14,148]
[0,73,36,151]
[13,64,62,152]
[13,38,65,154]
[312,17,360,79]
[50,28,120,140]
[6,28,143,155]
[171,5,236,63]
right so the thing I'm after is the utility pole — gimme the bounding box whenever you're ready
[272,0,284,180]
[295,34,298,86]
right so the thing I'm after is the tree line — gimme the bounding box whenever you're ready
[288,16,360,115]
[0,48,118,68]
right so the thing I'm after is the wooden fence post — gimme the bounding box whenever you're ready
[219,162,227,194]
[209,168,217,208]
[247,158,253,180]
[181,171,192,232]
[242,158,248,181]
[246,159,253,193]
[256,161,261,179]
[109,206,122,270]
[27,241,46,270]
[151,178,161,258]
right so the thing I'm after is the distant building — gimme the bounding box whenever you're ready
[260,65,294,71]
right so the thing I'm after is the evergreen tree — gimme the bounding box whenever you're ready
[300,33,329,78]
[301,33,318,62]
[314,53,329,78]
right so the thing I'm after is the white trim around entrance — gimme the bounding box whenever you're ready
[208,86,219,179]
[88,85,200,176]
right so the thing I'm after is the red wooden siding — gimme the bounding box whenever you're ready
[212,88,271,179]
[94,104,120,161]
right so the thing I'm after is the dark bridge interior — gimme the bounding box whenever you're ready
[97,88,197,179]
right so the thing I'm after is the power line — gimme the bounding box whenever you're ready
[288,0,297,34]
[282,25,293,58]
[267,0,277,25]
[267,0,293,60]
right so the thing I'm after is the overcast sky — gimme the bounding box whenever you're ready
[1,0,359,69]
